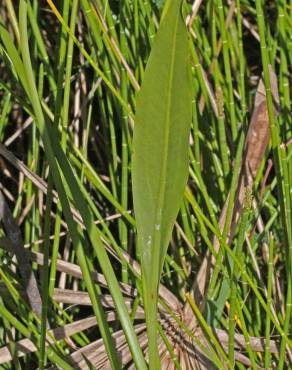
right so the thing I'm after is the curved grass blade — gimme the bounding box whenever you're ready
[132,0,191,367]
[15,2,147,368]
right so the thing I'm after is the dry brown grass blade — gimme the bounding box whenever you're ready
[215,328,279,354]
[116,247,181,311]
[0,316,97,364]
[0,213,280,369]
[0,191,43,321]
[1,98,282,367]
[185,66,279,317]
[0,239,137,298]
[51,324,147,370]
[0,143,180,311]
[0,143,48,194]
[0,282,143,315]
[65,321,217,370]
[0,271,280,368]
[52,289,143,313]
[186,0,204,28]
[0,142,85,226]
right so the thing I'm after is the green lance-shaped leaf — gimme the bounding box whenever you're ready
[132,0,191,367]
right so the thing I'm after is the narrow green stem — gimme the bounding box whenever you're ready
[228,189,252,366]
[217,0,237,141]
[255,2,291,366]
[264,233,274,369]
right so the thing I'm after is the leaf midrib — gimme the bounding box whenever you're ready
[151,11,181,278]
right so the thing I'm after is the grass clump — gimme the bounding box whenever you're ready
[0,0,291,369]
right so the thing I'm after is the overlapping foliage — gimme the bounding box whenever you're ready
[0,0,291,369]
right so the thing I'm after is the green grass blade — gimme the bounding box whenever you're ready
[17,2,146,368]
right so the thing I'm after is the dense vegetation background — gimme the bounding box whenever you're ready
[0,0,291,369]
